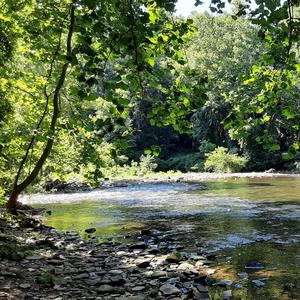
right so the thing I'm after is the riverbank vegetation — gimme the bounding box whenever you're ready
[0,0,300,210]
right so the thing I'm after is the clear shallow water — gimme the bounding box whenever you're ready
[22,177,300,299]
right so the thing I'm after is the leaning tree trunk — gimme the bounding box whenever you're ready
[7,2,75,214]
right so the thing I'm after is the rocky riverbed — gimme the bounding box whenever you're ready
[0,206,230,300]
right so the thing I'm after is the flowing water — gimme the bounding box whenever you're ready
[22,176,300,299]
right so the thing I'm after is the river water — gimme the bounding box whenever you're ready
[22,176,300,299]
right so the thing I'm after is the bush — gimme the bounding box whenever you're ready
[198,140,216,158]
[101,155,158,178]
[138,155,158,175]
[204,147,247,173]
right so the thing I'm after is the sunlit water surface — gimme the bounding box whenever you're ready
[22,177,300,300]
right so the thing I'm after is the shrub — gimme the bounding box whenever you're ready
[204,147,247,173]
[198,140,216,158]
[138,155,158,175]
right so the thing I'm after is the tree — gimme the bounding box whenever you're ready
[2,0,194,213]
[186,12,262,146]
[224,0,300,162]
[2,0,300,213]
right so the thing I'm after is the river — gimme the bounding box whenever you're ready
[22,176,300,299]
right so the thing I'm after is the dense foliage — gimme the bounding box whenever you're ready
[0,0,299,210]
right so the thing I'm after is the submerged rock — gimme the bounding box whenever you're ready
[252,280,265,287]
[215,279,233,287]
[237,272,249,280]
[84,228,96,234]
[245,262,264,270]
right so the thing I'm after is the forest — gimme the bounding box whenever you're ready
[0,1,300,299]
[0,0,299,211]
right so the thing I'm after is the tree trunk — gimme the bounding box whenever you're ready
[7,2,75,213]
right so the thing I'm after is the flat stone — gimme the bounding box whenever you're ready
[26,255,44,260]
[195,284,208,293]
[131,286,145,292]
[166,251,183,263]
[19,283,31,289]
[85,278,102,285]
[159,283,180,295]
[148,271,168,278]
[97,284,115,293]
[73,273,89,280]
[109,270,124,275]
[177,262,195,272]
[116,296,145,300]
[167,277,180,284]
[110,275,126,285]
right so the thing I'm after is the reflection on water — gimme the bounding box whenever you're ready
[22,177,300,299]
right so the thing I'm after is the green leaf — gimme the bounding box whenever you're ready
[145,57,156,67]
[282,108,295,120]
[270,145,280,151]
[183,98,190,107]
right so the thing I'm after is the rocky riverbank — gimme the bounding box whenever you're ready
[102,172,300,188]
[0,206,227,300]
[40,172,300,193]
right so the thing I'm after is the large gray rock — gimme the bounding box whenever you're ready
[159,283,180,295]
